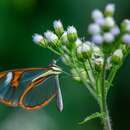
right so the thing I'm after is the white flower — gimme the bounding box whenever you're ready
[92,45,101,54]
[104,17,115,28]
[61,32,68,43]
[94,57,104,71]
[122,19,130,32]
[113,49,123,58]
[95,17,105,26]
[110,26,120,36]
[77,43,91,54]
[75,38,82,47]
[94,57,104,64]
[62,54,71,65]
[53,20,63,29]
[105,3,115,15]
[103,32,114,43]
[67,26,77,34]
[77,43,92,58]
[92,44,102,57]
[44,31,58,43]
[53,20,64,36]
[122,34,130,44]
[91,9,103,21]
[92,34,103,45]
[88,23,101,34]
[32,34,43,44]
[67,26,78,42]
[112,49,123,63]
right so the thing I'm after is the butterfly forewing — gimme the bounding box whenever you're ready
[0,68,47,106]
[20,75,59,110]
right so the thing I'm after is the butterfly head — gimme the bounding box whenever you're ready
[49,65,62,74]
[47,59,62,75]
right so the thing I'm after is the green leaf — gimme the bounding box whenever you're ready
[79,112,105,125]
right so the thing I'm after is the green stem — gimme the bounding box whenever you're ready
[107,65,119,91]
[83,62,95,88]
[96,72,102,98]
[100,57,112,130]
[48,47,61,55]
[100,98,112,130]
[88,58,96,81]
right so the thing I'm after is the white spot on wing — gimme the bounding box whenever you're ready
[5,72,13,85]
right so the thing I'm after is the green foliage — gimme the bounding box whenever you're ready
[79,112,105,125]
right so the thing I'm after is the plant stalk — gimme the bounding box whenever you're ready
[100,57,112,130]
[100,97,112,130]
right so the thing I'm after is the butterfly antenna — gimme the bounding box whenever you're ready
[50,57,62,65]
[61,70,72,77]
[55,57,62,63]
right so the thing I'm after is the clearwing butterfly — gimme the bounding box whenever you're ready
[0,62,63,112]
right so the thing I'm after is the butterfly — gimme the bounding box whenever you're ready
[0,61,63,112]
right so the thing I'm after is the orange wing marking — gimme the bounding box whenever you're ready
[0,72,7,79]
[19,76,56,110]
[10,68,48,88]
[10,71,23,88]
[0,99,18,107]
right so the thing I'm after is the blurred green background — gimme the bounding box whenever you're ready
[0,0,130,130]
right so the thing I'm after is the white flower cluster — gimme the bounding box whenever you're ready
[32,3,130,75]
[88,3,120,45]
[32,20,64,47]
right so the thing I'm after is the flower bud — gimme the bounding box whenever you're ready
[71,68,87,82]
[92,45,102,57]
[61,45,69,53]
[121,19,130,33]
[71,69,80,81]
[53,20,64,37]
[105,3,115,16]
[92,34,103,45]
[94,57,104,71]
[112,49,123,64]
[77,42,92,60]
[67,26,78,42]
[32,34,46,47]
[95,17,105,26]
[104,17,115,28]
[103,32,114,43]
[75,38,82,47]
[61,31,75,49]
[61,32,69,44]
[33,33,43,43]
[62,54,71,65]
[91,9,103,21]
[106,57,112,70]
[122,34,130,44]
[88,23,101,35]
[44,31,59,47]
[110,26,120,36]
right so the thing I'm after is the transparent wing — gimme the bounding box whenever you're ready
[0,68,46,106]
[20,75,61,110]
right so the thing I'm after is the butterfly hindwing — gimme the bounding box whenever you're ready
[20,75,59,110]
